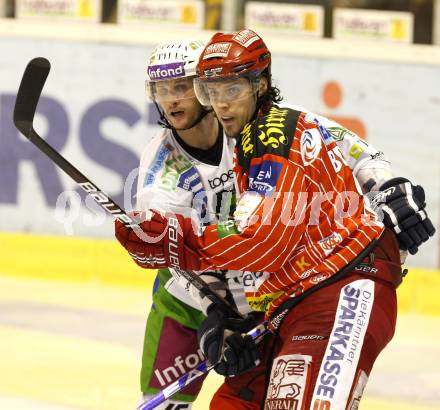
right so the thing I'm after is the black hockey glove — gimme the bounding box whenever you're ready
[372,177,435,255]
[197,304,260,377]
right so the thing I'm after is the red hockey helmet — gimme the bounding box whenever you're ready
[194,29,271,106]
[197,29,270,80]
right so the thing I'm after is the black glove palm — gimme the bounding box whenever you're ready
[373,177,435,255]
[197,306,260,377]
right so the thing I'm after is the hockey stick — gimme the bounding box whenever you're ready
[13,57,139,228]
[137,321,269,410]
[13,57,242,318]
[137,303,295,408]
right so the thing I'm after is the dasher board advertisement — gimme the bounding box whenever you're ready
[245,1,324,37]
[333,8,414,43]
[15,0,101,22]
[118,0,204,29]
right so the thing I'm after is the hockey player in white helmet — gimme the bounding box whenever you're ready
[136,38,242,409]
[146,40,213,132]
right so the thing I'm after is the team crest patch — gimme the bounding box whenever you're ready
[300,128,322,166]
[265,354,312,410]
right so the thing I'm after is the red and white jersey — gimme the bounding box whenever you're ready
[194,105,385,317]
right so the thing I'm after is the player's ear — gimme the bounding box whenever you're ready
[258,77,268,97]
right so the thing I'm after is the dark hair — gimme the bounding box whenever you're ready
[259,65,283,114]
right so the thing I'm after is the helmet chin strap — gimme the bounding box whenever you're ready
[155,101,213,131]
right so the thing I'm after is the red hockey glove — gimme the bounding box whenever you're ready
[115,211,202,271]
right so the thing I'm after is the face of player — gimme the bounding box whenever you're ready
[204,77,266,138]
[154,77,204,130]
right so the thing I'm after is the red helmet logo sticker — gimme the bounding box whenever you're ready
[203,42,232,59]
[233,29,260,48]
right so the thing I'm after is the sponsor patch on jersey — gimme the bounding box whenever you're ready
[177,167,208,218]
[147,62,185,80]
[370,151,385,161]
[177,167,201,191]
[246,290,284,312]
[327,126,357,142]
[234,192,263,229]
[208,169,234,190]
[318,232,343,256]
[143,144,171,188]
[300,128,322,165]
[242,270,269,289]
[216,220,239,238]
[233,29,260,47]
[160,154,192,192]
[203,42,231,59]
[309,272,331,285]
[257,106,291,148]
[248,159,283,196]
[316,121,335,146]
[294,255,313,272]
[311,279,374,408]
[150,317,205,396]
[266,354,312,410]
[349,143,365,160]
[292,334,326,342]
[237,106,300,166]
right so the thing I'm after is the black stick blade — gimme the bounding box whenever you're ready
[13,57,51,134]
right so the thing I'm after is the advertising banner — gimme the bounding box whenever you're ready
[16,0,101,22]
[333,8,414,43]
[0,37,438,268]
[245,1,324,37]
[0,0,7,17]
[118,0,204,29]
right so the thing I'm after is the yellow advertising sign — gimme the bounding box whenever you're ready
[118,0,204,29]
[16,0,101,22]
[245,1,324,37]
[333,8,413,43]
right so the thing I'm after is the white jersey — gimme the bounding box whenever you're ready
[137,129,235,222]
[136,127,251,313]
[136,107,393,314]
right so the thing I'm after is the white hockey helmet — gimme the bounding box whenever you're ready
[146,39,205,102]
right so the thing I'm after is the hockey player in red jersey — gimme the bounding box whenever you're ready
[116,30,435,409]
